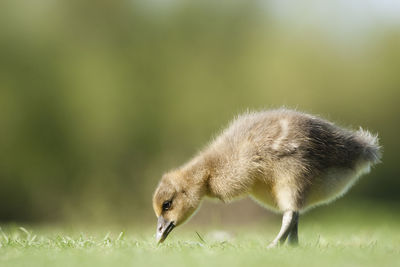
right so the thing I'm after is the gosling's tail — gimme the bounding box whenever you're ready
[356,127,382,164]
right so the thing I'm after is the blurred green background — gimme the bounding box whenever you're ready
[0,0,399,225]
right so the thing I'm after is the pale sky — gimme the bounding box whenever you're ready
[144,0,400,28]
[267,0,400,28]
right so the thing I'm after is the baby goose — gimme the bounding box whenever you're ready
[152,109,381,247]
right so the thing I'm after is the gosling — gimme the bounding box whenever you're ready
[152,109,381,247]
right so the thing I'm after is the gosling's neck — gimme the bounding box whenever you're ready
[180,150,219,198]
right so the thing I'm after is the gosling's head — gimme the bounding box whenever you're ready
[152,170,204,243]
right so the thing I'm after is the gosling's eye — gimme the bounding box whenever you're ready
[162,200,172,211]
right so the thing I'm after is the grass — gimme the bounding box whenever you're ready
[1,202,400,267]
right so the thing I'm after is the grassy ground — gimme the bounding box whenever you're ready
[1,202,400,267]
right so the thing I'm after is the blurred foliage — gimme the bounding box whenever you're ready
[0,0,399,223]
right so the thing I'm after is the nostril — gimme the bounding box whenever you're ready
[158,226,162,232]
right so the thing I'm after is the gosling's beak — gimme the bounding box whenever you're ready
[156,216,175,244]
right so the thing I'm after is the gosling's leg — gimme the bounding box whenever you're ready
[287,213,299,245]
[267,210,299,248]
